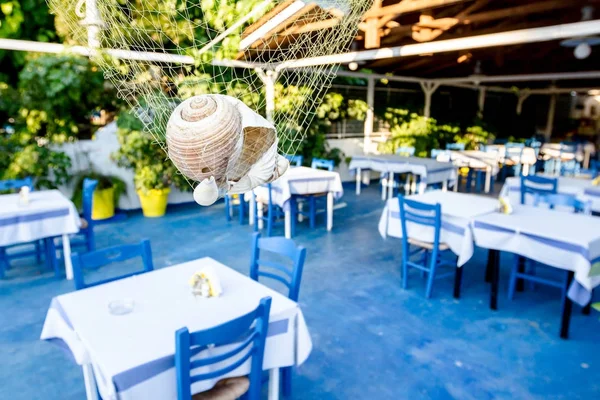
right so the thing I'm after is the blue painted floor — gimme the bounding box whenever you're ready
[1,183,599,399]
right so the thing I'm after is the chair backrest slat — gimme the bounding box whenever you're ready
[520,175,558,204]
[82,179,98,224]
[71,239,154,290]
[0,177,33,192]
[175,297,271,400]
[311,158,334,171]
[284,154,303,166]
[250,233,306,301]
[398,195,442,246]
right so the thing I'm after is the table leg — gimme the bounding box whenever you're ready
[284,209,292,239]
[381,176,387,201]
[453,267,463,299]
[388,172,395,199]
[82,364,99,400]
[257,202,264,230]
[268,368,280,400]
[516,256,526,292]
[560,271,575,339]
[418,180,426,195]
[326,192,334,231]
[489,249,500,311]
[522,163,530,176]
[485,167,491,193]
[442,180,448,192]
[453,169,459,192]
[62,234,73,280]
[356,168,361,195]
[249,193,255,226]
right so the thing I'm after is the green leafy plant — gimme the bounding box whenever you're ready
[112,109,189,193]
[71,172,126,211]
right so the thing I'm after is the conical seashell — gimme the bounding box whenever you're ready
[166,95,244,189]
[193,177,220,206]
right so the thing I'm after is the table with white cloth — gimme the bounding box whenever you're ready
[444,150,500,193]
[500,175,600,212]
[379,191,499,269]
[40,257,312,400]
[539,142,596,168]
[472,206,600,338]
[349,155,457,198]
[0,190,80,278]
[250,166,343,238]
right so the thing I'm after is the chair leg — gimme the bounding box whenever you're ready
[281,366,292,398]
[465,169,473,193]
[425,250,438,299]
[224,196,231,221]
[86,229,96,253]
[507,257,519,300]
[239,198,245,225]
[309,196,316,229]
[290,198,297,237]
[401,244,409,289]
[0,247,7,279]
[560,271,575,339]
[475,171,483,193]
[267,202,273,237]
[35,240,43,264]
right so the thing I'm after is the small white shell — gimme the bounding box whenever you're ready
[193,177,219,206]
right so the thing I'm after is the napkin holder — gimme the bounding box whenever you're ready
[499,196,513,215]
[190,266,223,298]
[19,186,30,206]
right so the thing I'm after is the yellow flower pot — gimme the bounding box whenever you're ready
[137,188,170,217]
[92,187,115,220]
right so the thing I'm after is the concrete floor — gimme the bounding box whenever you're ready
[0,183,599,399]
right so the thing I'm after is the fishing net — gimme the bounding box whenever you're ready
[48,0,372,203]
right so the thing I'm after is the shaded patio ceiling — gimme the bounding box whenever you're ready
[239,0,600,87]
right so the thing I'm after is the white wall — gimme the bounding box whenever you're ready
[56,127,371,210]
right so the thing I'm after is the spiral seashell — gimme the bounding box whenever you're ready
[166,95,244,188]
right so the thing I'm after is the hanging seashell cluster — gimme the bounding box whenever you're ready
[166,94,289,206]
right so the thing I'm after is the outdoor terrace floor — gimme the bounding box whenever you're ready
[1,183,599,399]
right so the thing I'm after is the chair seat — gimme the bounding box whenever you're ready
[192,377,250,400]
[408,238,449,251]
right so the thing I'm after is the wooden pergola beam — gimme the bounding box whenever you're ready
[363,0,471,20]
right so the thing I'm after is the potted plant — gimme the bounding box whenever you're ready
[112,109,189,217]
[134,164,171,217]
[72,172,126,220]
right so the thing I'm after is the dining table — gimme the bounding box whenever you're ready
[250,166,344,238]
[0,189,80,278]
[41,257,312,400]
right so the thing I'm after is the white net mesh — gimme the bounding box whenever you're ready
[49,0,372,201]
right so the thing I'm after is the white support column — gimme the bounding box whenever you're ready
[544,93,557,141]
[516,92,530,115]
[364,76,375,154]
[477,87,486,118]
[420,82,440,118]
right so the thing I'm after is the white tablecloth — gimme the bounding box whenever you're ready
[445,151,500,176]
[378,191,499,266]
[500,175,600,212]
[0,190,80,247]
[472,206,600,305]
[40,257,312,400]
[349,155,457,185]
[539,142,595,163]
[252,166,343,210]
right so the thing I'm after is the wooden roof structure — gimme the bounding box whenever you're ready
[238,0,600,87]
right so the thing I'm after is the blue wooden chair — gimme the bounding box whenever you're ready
[445,143,465,151]
[253,185,295,237]
[0,177,47,278]
[559,141,580,176]
[224,194,249,225]
[71,239,154,290]
[398,196,455,298]
[250,233,305,397]
[310,158,334,171]
[284,154,303,167]
[502,142,525,179]
[395,146,415,156]
[175,297,271,400]
[520,175,558,205]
